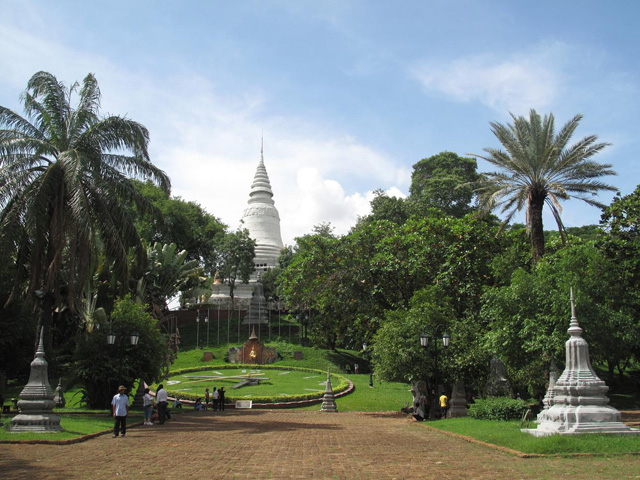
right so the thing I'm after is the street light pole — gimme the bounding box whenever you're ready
[420,325,450,419]
[196,311,200,349]
[205,312,209,347]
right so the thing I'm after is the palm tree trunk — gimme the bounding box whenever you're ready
[528,194,545,262]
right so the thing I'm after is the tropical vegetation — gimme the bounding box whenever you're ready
[0,73,636,425]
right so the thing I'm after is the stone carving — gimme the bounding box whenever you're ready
[53,378,65,408]
[228,347,239,363]
[484,357,512,397]
[447,381,467,418]
[11,329,63,432]
[524,289,640,436]
[411,381,429,421]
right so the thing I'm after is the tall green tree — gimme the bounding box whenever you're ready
[598,185,640,291]
[409,151,479,217]
[74,296,169,408]
[0,72,169,350]
[472,110,615,262]
[131,181,227,275]
[218,229,256,309]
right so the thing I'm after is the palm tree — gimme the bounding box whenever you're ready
[472,109,616,262]
[0,71,170,348]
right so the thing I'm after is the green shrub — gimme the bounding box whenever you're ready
[467,396,528,420]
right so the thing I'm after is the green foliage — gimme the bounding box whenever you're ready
[598,184,640,291]
[409,151,479,217]
[74,296,170,408]
[218,228,256,303]
[131,180,227,275]
[481,242,640,394]
[0,71,169,356]
[139,242,205,316]
[279,212,501,350]
[467,396,528,420]
[372,287,452,384]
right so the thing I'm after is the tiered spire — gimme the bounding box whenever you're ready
[525,288,639,436]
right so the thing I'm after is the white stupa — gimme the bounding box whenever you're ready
[524,289,639,436]
[210,141,284,302]
[241,140,284,279]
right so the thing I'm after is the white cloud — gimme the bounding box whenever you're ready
[0,17,410,247]
[410,42,569,113]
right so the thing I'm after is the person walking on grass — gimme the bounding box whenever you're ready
[112,385,129,437]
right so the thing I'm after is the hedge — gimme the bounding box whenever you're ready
[467,396,529,421]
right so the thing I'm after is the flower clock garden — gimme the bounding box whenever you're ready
[154,365,351,405]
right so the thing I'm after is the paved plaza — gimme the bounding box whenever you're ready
[1,410,638,479]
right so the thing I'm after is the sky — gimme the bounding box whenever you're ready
[1,0,639,245]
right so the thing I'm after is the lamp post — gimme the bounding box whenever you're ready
[205,312,209,347]
[420,325,450,419]
[106,327,140,401]
[363,342,373,387]
[196,311,201,349]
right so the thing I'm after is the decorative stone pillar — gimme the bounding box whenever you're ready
[447,381,467,418]
[320,369,338,413]
[524,289,639,436]
[11,330,63,432]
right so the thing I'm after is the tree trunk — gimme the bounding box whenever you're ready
[528,193,545,263]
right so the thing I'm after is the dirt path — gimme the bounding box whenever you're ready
[1,410,638,479]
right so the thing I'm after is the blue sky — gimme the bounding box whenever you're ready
[1,1,638,244]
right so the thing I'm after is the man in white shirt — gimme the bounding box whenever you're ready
[156,384,168,424]
[111,385,129,437]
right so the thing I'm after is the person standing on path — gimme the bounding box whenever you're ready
[205,387,210,410]
[143,387,153,425]
[218,386,225,411]
[212,387,219,411]
[156,384,168,424]
[111,385,129,437]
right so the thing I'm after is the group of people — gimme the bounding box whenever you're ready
[111,384,173,437]
[410,381,449,422]
[111,383,228,437]
[203,386,226,411]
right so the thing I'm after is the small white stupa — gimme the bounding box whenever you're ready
[524,289,639,436]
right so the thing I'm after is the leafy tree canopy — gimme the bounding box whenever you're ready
[409,151,479,217]
[131,180,227,276]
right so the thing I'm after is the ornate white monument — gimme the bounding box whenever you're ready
[524,289,639,436]
[211,141,285,303]
[241,140,284,277]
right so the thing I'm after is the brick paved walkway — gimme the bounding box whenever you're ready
[1,410,638,479]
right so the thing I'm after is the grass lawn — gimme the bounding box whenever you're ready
[427,417,640,455]
[0,414,144,442]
